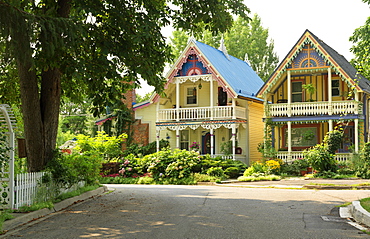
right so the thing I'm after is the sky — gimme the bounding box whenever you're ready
[136,0,370,96]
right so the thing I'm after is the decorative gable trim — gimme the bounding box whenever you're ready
[258,31,361,98]
[164,41,236,98]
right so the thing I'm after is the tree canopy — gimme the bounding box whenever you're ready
[0,0,250,171]
[170,14,279,82]
[350,7,370,79]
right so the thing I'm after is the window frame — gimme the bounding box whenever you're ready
[184,86,198,106]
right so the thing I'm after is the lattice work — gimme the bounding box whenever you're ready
[0,104,16,209]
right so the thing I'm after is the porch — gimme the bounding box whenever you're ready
[277,151,352,163]
[158,106,246,121]
[268,101,361,117]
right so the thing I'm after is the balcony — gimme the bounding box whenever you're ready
[268,101,361,117]
[158,106,246,121]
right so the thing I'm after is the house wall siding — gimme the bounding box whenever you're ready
[247,102,264,163]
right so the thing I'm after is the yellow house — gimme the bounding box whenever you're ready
[134,38,265,164]
[257,30,370,162]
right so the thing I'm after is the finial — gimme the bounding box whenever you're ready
[218,37,230,61]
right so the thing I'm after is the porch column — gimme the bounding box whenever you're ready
[328,120,333,132]
[156,129,160,152]
[287,121,292,153]
[176,128,180,149]
[210,78,214,120]
[232,98,236,119]
[232,124,236,160]
[328,68,333,115]
[287,70,291,117]
[210,128,214,156]
[355,91,359,114]
[355,119,359,153]
[176,79,180,121]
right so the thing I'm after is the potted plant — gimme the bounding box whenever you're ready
[293,158,310,176]
[190,142,200,152]
[302,83,316,102]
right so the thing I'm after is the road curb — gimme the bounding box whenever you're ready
[3,186,108,232]
[348,200,370,228]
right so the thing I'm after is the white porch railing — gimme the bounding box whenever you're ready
[268,101,361,117]
[277,151,352,163]
[158,106,246,121]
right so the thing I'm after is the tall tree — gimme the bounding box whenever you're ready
[170,14,279,82]
[350,2,370,79]
[0,0,249,172]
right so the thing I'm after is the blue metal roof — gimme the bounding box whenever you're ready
[195,41,264,101]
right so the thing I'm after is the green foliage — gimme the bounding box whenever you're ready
[46,152,102,188]
[0,0,249,172]
[206,167,225,177]
[224,167,241,178]
[192,173,220,182]
[17,202,54,213]
[238,174,281,182]
[0,209,14,231]
[302,83,316,101]
[142,149,201,179]
[75,131,126,161]
[304,130,343,172]
[243,162,267,176]
[123,140,169,157]
[170,14,279,82]
[136,92,152,103]
[350,13,370,79]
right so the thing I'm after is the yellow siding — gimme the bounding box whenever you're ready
[248,102,264,163]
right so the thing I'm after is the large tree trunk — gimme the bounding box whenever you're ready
[40,69,61,169]
[12,0,70,172]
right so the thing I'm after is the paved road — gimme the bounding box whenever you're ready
[3,184,370,238]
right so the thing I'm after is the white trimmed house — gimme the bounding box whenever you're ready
[134,39,265,164]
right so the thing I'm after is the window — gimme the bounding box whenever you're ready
[180,130,189,150]
[186,87,197,105]
[332,79,340,97]
[292,81,302,102]
[284,126,318,148]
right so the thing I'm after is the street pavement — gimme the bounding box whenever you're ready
[2,179,370,238]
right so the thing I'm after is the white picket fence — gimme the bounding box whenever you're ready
[14,172,47,209]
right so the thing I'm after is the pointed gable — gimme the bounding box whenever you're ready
[257,29,370,98]
[164,39,264,101]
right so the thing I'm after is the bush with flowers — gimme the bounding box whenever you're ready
[143,148,201,180]
[189,142,200,151]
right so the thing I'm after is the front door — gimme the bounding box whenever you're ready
[202,132,215,154]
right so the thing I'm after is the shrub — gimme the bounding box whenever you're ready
[123,139,169,157]
[304,130,341,173]
[206,167,225,177]
[224,167,241,178]
[243,162,266,176]
[140,149,201,180]
[46,151,102,188]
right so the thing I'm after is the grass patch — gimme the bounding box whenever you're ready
[336,202,352,207]
[54,185,100,203]
[307,183,370,187]
[16,201,54,213]
[360,198,370,212]
[237,175,281,182]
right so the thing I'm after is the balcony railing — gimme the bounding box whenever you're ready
[268,101,361,117]
[158,106,246,121]
[277,151,352,163]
